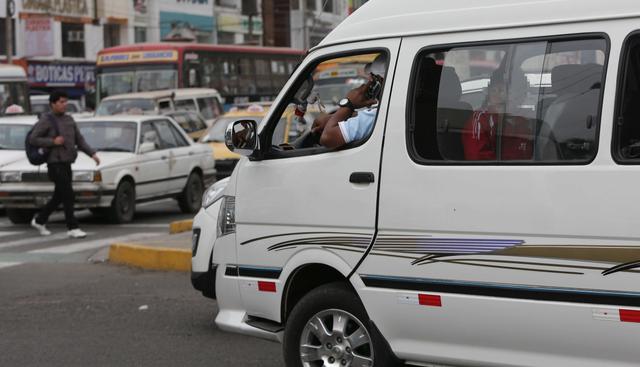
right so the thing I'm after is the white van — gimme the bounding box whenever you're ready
[96,88,224,125]
[192,1,640,366]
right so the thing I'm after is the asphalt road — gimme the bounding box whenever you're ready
[0,199,283,366]
[0,262,283,367]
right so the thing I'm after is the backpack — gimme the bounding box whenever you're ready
[25,115,59,166]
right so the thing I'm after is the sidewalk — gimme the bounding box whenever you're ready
[108,219,193,271]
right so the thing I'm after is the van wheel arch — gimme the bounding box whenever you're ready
[281,263,350,323]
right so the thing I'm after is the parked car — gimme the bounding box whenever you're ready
[0,115,37,168]
[95,88,224,126]
[30,95,84,117]
[191,1,640,367]
[164,110,209,141]
[0,115,215,224]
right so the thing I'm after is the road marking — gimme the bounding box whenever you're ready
[0,261,21,270]
[0,231,22,238]
[118,223,169,228]
[0,232,72,250]
[29,233,159,254]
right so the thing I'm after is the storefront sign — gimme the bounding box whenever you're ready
[97,50,179,66]
[23,17,54,57]
[23,0,89,17]
[27,62,95,87]
[217,13,262,35]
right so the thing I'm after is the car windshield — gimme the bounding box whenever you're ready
[96,99,156,116]
[79,121,138,153]
[0,82,29,116]
[0,124,31,149]
[202,116,261,142]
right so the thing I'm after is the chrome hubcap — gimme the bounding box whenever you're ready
[299,309,373,367]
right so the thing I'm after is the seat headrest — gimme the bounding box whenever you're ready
[551,63,602,95]
[437,67,462,107]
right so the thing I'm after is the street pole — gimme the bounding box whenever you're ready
[5,0,13,63]
[301,0,308,50]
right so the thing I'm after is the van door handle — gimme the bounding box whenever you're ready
[161,155,168,160]
[349,172,375,184]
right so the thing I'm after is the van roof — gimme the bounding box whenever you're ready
[102,88,221,101]
[316,0,640,49]
[0,64,27,80]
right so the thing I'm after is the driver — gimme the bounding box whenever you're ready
[312,54,386,149]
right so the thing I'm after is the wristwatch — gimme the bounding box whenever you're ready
[338,98,355,110]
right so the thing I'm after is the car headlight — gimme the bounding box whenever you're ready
[0,171,21,182]
[202,177,229,208]
[217,196,235,237]
[72,171,99,182]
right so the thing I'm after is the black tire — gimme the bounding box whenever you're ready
[283,282,400,367]
[6,208,36,224]
[89,208,108,218]
[108,180,135,223]
[178,172,204,214]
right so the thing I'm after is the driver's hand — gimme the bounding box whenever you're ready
[311,113,330,133]
[347,83,377,109]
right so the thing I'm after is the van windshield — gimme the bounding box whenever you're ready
[96,99,156,116]
[0,82,29,116]
[0,124,31,149]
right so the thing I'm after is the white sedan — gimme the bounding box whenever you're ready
[0,115,215,224]
[0,115,38,167]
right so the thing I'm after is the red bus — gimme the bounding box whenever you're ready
[96,43,305,106]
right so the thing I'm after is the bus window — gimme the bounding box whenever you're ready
[255,58,272,94]
[239,58,256,95]
[99,72,134,99]
[135,69,177,92]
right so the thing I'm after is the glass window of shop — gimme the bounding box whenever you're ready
[62,23,85,58]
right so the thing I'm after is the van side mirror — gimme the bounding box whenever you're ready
[225,119,259,156]
[139,141,156,154]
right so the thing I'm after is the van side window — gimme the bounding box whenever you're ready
[614,34,640,162]
[266,51,388,157]
[196,97,222,120]
[175,98,197,112]
[409,37,606,163]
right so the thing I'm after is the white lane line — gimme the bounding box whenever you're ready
[0,231,22,238]
[0,232,71,250]
[0,262,21,270]
[117,223,169,228]
[29,233,159,254]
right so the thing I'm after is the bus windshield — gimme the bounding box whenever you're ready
[98,67,177,100]
[0,82,29,116]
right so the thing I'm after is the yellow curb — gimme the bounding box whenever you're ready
[169,219,193,234]
[109,243,191,272]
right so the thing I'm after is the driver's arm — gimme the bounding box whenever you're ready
[320,83,376,149]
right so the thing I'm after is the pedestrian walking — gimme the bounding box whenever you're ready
[29,91,100,238]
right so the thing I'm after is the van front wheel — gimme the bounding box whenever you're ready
[283,282,397,367]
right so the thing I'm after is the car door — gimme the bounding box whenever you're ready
[135,121,171,199]
[152,118,193,192]
[232,40,400,318]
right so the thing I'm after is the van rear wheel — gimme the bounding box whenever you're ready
[283,282,399,367]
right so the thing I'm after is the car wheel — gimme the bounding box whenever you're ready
[283,282,399,367]
[178,172,204,214]
[109,180,135,223]
[6,208,36,224]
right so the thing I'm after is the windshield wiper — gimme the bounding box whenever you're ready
[602,259,640,276]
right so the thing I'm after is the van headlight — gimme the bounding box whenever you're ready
[217,196,235,237]
[0,171,21,182]
[202,177,229,208]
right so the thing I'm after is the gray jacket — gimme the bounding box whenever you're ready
[29,112,96,164]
